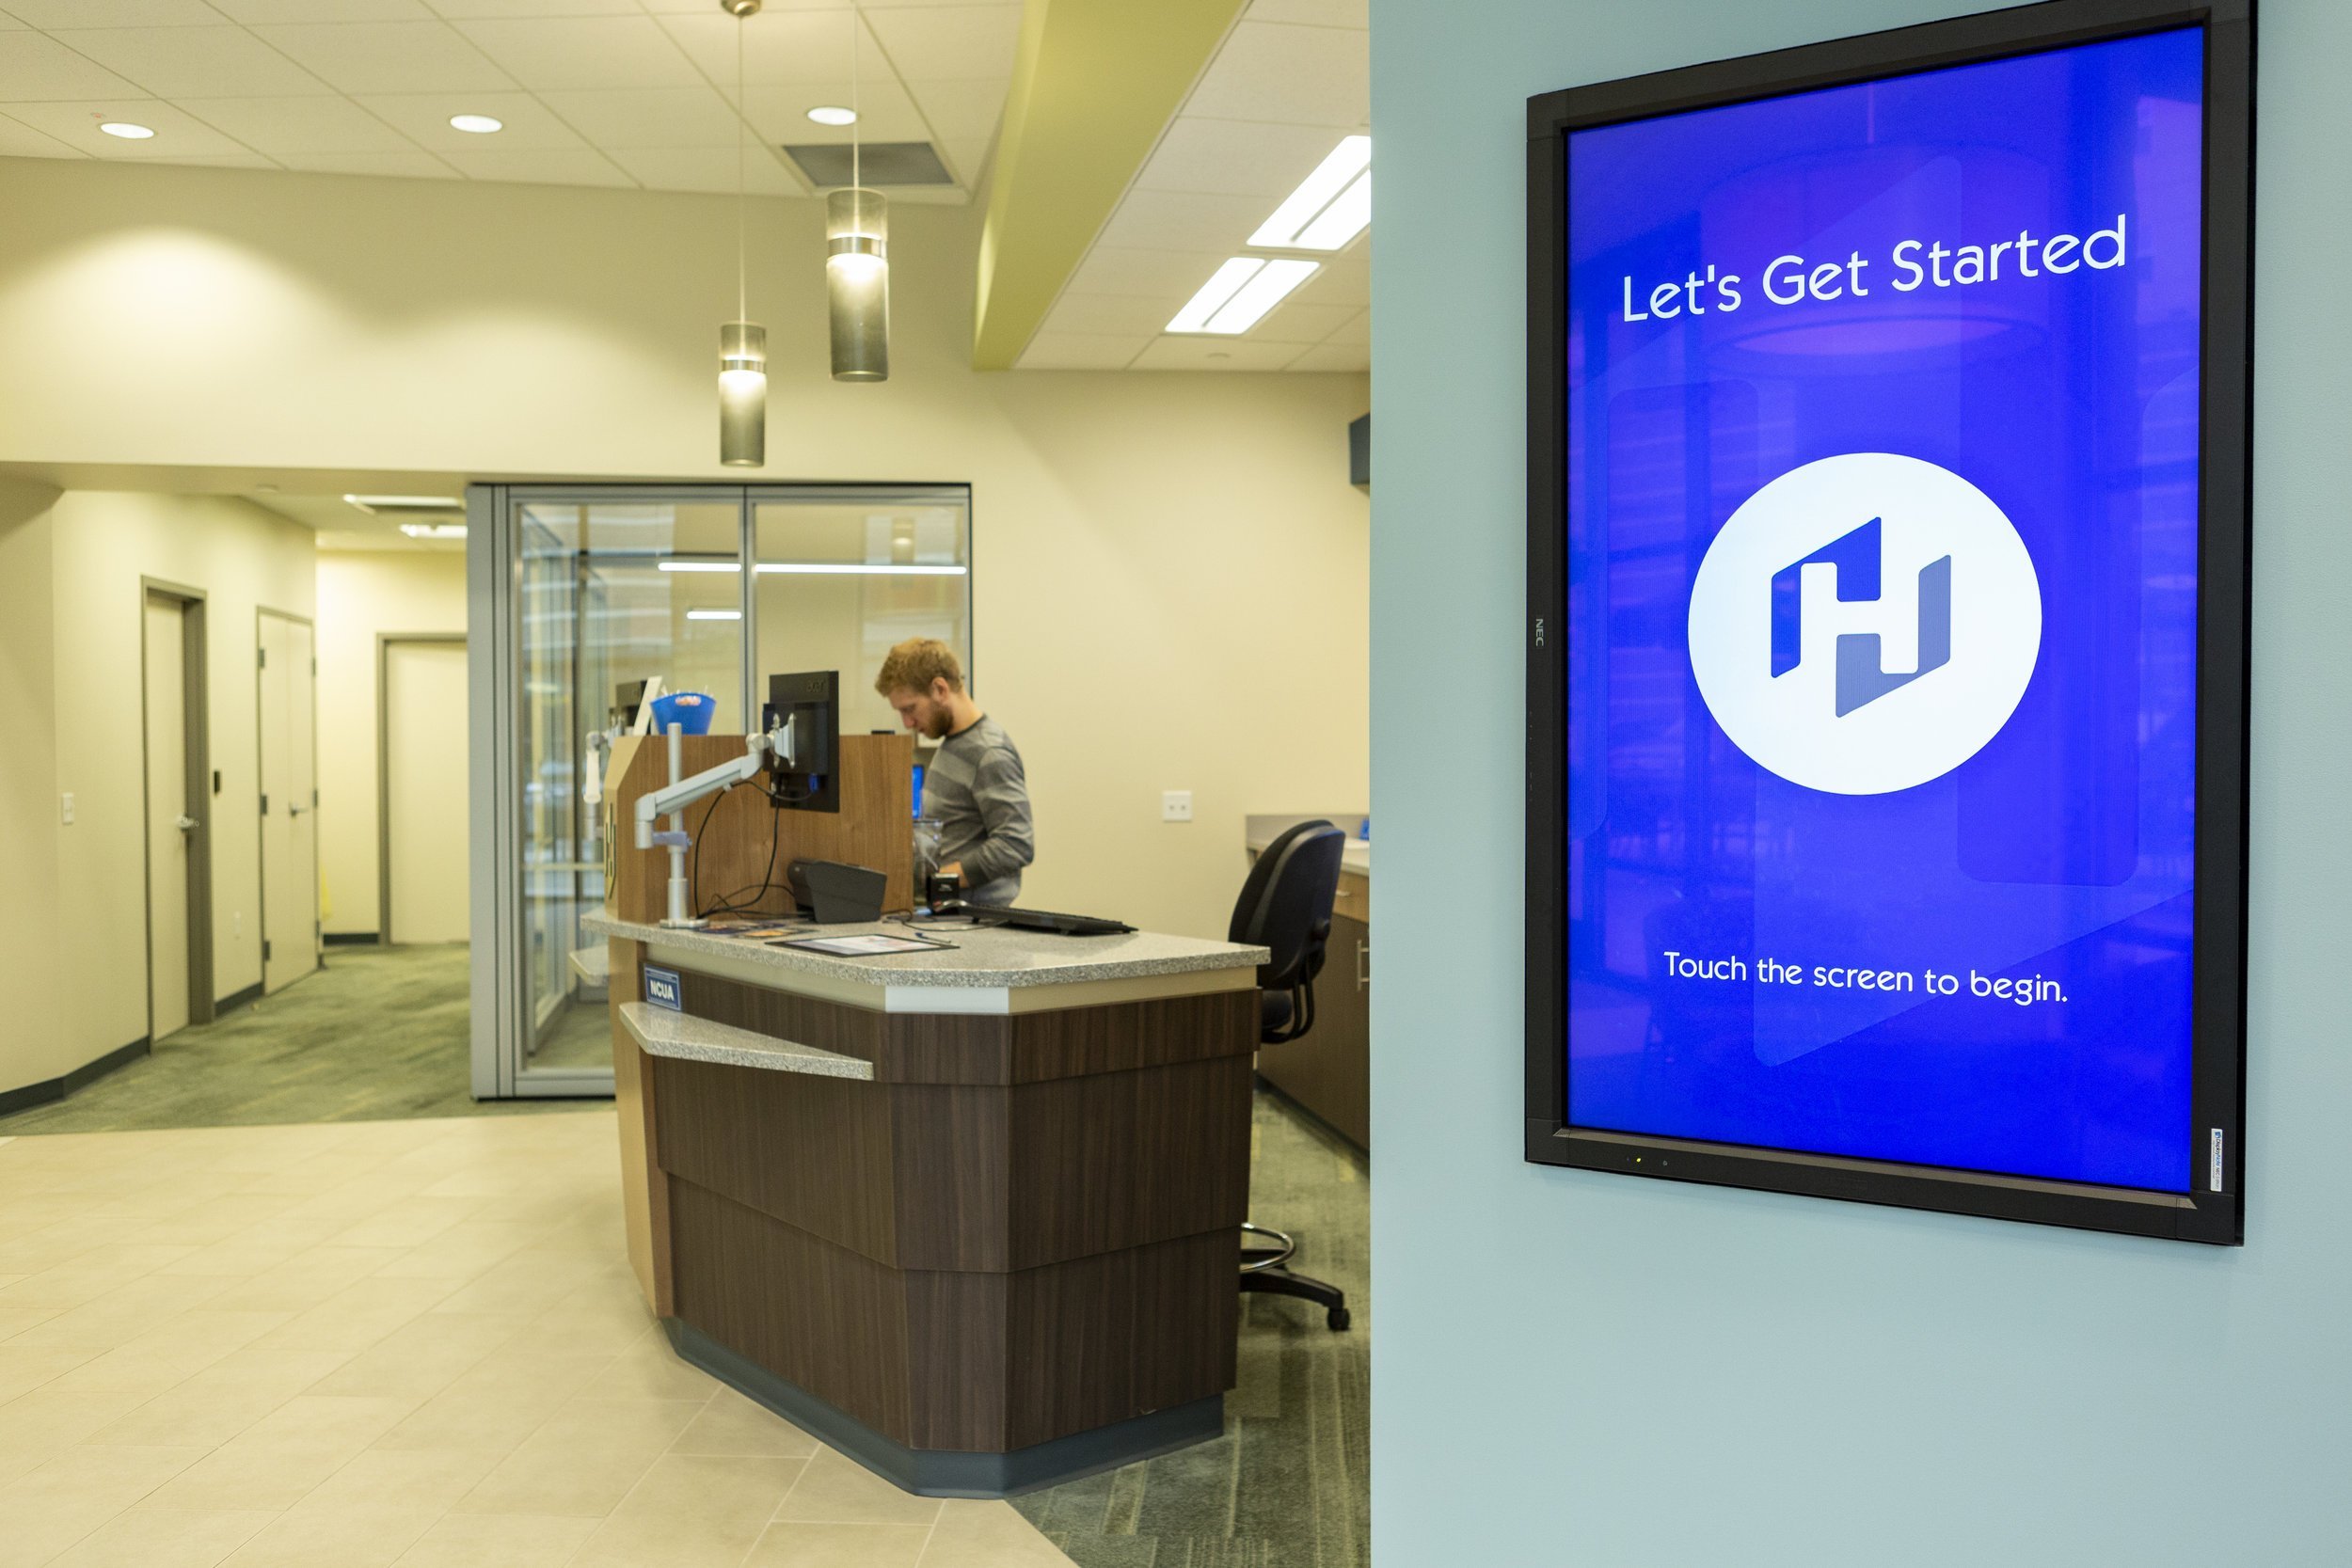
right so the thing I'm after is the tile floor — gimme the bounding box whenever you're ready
[0,1114,1073,1568]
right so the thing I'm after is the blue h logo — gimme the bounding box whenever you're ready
[1770,517,1951,716]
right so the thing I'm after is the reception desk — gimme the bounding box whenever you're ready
[586,910,1268,1497]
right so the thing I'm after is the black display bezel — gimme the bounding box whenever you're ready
[1522,0,2254,1243]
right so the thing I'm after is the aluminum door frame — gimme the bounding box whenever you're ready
[139,578,213,1037]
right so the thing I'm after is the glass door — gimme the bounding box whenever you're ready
[470,484,969,1099]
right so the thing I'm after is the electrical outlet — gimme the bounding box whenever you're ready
[1162,790,1193,823]
[59,792,73,825]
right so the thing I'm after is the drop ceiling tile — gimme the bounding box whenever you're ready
[659,9,871,87]
[605,144,802,194]
[0,31,149,101]
[936,132,989,184]
[1063,245,1233,299]
[1252,298,1359,344]
[5,97,253,157]
[1298,252,1367,306]
[51,26,333,98]
[148,150,278,168]
[426,0,638,17]
[1094,188,1278,253]
[900,76,1004,140]
[864,4,1018,81]
[1286,340,1369,372]
[437,142,631,185]
[1243,0,1367,26]
[5,0,226,24]
[278,149,457,178]
[249,21,513,94]
[215,1,430,19]
[355,89,580,149]
[1320,305,1370,345]
[1130,336,1304,371]
[1017,333,1150,371]
[0,111,86,155]
[452,15,703,89]
[1041,293,1182,338]
[1184,21,1366,129]
[1135,117,1349,199]
[537,85,739,147]
[182,93,416,153]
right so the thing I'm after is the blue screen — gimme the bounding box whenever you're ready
[1563,28,2205,1193]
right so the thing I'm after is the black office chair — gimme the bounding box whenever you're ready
[1230,819,1352,1332]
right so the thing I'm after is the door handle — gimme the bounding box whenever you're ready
[175,815,198,832]
[1357,940,1370,991]
[286,802,307,816]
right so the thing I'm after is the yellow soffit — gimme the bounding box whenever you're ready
[972,0,1248,371]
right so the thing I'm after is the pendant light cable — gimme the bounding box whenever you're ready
[850,1,861,193]
[735,6,747,324]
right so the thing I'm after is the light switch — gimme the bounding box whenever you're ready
[60,792,73,825]
[1162,790,1193,823]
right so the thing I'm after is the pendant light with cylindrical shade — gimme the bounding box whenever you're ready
[829,2,889,382]
[718,0,766,466]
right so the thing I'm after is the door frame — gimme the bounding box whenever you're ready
[377,632,469,945]
[255,606,320,990]
[140,578,213,1035]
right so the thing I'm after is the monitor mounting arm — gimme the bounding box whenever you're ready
[633,722,795,927]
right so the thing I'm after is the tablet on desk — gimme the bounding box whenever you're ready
[770,932,956,958]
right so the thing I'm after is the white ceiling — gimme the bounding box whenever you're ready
[0,0,1020,202]
[1017,0,1369,373]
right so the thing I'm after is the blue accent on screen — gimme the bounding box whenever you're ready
[1563,28,2204,1192]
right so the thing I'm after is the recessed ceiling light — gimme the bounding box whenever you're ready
[99,122,155,140]
[398,522,468,541]
[343,494,463,515]
[805,105,857,127]
[1250,135,1372,251]
[449,114,503,135]
[1168,258,1320,335]
[686,609,743,621]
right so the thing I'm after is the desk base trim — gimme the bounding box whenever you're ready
[664,1318,1224,1498]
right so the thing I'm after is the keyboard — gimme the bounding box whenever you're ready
[967,905,1135,936]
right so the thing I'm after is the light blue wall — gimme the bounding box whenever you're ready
[1368,1,2352,1562]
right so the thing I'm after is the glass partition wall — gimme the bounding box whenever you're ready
[469,484,973,1098]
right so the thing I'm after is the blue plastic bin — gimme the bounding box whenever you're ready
[646,691,716,736]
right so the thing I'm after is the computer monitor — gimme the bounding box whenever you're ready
[612,678,648,732]
[762,671,840,814]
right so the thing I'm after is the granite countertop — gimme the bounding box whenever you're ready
[619,1002,872,1079]
[582,911,1267,990]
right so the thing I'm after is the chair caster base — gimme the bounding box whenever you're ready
[1240,1264,1352,1332]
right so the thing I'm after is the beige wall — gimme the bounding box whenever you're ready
[0,480,64,1094]
[46,492,317,1077]
[314,551,468,939]
[0,156,1367,942]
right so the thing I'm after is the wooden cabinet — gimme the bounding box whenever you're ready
[1258,870,1370,1150]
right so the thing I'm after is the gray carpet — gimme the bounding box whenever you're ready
[0,944,598,1133]
[1014,1092,1372,1568]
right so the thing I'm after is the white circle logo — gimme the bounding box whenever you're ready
[1687,452,2042,795]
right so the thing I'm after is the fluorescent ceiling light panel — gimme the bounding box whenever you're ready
[1203,259,1319,334]
[1293,169,1371,251]
[344,494,461,514]
[1168,259,1267,334]
[758,562,966,576]
[686,609,742,621]
[657,561,968,576]
[1249,135,1370,249]
[397,522,467,540]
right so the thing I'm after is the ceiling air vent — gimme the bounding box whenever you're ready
[781,141,955,189]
